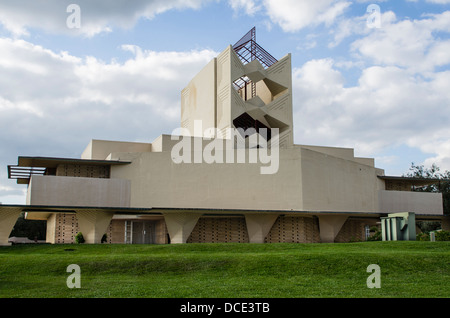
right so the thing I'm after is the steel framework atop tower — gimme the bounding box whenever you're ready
[231,27,278,95]
[232,27,278,69]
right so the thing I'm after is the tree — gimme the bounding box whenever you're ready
[404,163,443,191]
[403,163,450,232]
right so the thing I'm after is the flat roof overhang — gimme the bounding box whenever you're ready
[15,156,132,168]
[0,204,446,221]
[8,156,131,184]
[378,175,446,187]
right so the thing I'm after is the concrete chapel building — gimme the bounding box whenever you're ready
[1,28,448,245]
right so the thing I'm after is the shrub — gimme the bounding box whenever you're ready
[101,233,107,243]
[416,232,430,241]
[417,230,450,241]
[367,227,382,241]
[75,232,85,244]
[435,230,450,241]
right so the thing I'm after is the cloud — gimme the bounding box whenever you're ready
[0,0,211,37]
[261,0,351,32]
[351,11,450,73]
[0,0,360,38]
[0,185,25,198]
[423,140,450,171]
[0,38,217,203]
[227,0,351,32]
[228,0,262,16]
[0,38,217,144]
[426,0,450,4]
[291,9,450,173]
[293,58,450,170]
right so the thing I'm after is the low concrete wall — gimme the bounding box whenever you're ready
[82,139,151,160]
[27,175,131,208]
[378,190,443,215]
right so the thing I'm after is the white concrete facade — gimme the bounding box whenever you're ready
[379,190,443,215]
[27,175,131,208]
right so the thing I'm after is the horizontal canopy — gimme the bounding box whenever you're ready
[378,175,445,187]
[0,204,444,221]
[8,156,131,184]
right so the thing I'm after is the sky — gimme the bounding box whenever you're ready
[0,0,450,204]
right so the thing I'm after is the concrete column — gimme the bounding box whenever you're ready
[76,210,114,244]
[317,215,348,243]
[163,212,202,244]
[245,213,278,243]
[46,213,57,244]
[0,207,23,246]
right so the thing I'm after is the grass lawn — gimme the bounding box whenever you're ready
[0,241,449,298]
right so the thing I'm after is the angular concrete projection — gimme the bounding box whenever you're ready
[245,214,278,243]
[0,207,22,245]
[163,212,202,244]
[243,59,267,83]
[317,215,348,243]
[263,78,288,97]
[76,210,114,244]
[381,212,416,241]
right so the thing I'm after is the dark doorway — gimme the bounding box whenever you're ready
[131,221,156,244]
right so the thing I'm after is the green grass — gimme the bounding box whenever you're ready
[0,242,449,298]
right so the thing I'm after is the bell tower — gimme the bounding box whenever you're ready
[181,27,294,148]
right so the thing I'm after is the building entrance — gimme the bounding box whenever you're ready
[125,221,156,244]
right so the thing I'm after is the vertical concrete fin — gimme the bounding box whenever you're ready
[163,212,202,244]
[245,213,278,243]
[317,215,348,243]
[76,210,114,244]
[0,207,23,245]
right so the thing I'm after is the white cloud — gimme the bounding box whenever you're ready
[0,185,24,196]
[293,59,450,171]
[426,0,450,4]
[0,38,218,203]
[351,11,450,73]
[228,0,261,16]
[0,37,217,123]
[0,0,211,37]
[329,13,369,47]
[423,140,450,171]
[262,0,351,32]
